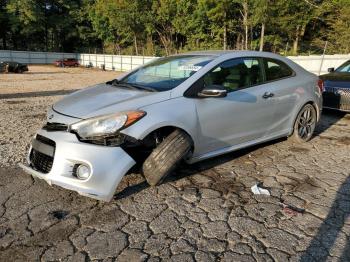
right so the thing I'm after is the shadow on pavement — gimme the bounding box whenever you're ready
[314,109,346,136]
[115,138,285,200]
[114,181,149,200]
[0,89,79,99]
[114,109,347,200]
[300,176,350,261]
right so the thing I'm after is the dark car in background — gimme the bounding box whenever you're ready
[54,58,79,67]
[0,61,28,73]
[321,60,350,112]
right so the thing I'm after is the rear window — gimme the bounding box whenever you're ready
[264,58,294,81]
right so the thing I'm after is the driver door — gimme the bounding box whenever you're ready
[192,57,277,155]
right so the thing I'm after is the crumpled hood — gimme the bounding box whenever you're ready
[53,83,170,119]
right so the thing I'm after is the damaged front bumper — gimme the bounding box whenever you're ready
[19,129,136,201]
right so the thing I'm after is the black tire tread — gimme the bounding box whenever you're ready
[142,129,192,186]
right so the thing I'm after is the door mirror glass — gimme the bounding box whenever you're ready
[328,67,335,73]
[198,85,227,98]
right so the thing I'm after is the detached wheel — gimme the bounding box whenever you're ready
[142,129,192,186]
[290,104,317,143]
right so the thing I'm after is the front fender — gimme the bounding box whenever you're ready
[120,97,200,152]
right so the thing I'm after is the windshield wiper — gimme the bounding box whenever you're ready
[129,83,157,92]
[106,80,156,92]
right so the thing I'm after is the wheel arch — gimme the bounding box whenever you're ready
[139,125,195,152]
[303,100,321,122]
[289,100,319,137]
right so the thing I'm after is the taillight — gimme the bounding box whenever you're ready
[317,79,324,93]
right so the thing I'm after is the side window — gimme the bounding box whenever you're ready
[264,59,294,81]
[203,58,263,92]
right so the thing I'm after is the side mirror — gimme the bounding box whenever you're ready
[328,67,335,73]
[198,85,227,98]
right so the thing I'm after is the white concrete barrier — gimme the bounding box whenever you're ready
[0,50,157,72]
[288,54,350,75]
[1,50,349,75]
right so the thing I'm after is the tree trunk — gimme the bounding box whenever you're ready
[2,34,6,49]
[293,35,299,55]
[293,25,300,55]
[158,31,169,56]
[250,26,253,50]
[223,24,227,50]
[243,1,248,50]
[259,23,265,51]
[134,34,139,56]
[44,4,48,51]
[236,34,242,50]
[114,43,121,55]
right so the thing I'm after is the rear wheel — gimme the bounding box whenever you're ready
[142,129,192,186]
[290,104,317,143]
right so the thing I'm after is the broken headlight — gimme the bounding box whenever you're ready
[70,111,146,145]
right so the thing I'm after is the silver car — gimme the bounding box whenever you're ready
[19,51,322,201]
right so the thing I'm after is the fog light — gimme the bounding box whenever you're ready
[76,164,90,180]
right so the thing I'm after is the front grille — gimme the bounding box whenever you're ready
[43,122,68,132]
[30,149,54,173]
[29,135,56,173]
[36,134,56,146]
[323,87,350,111]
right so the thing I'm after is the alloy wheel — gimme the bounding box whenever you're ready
[296,105,316,141]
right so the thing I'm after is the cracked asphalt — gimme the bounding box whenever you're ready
[1,67,350,261]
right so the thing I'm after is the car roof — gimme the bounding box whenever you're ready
[182,50,284,58]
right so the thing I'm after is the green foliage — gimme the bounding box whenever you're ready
[0,0,348,55]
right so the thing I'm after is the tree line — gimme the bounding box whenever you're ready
[0,0,349,56]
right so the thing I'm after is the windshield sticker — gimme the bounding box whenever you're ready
[178,65,202,71]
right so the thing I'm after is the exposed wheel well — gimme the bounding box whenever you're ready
[122,126,194,166]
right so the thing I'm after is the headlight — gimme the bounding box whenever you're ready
[70,111,146,140]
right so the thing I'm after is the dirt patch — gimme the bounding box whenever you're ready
[3,100,27,104]
[319,135,350,146]
[294,177,322,192]
[335,123,348,127]
[24,113,47,119]
[338,137,350,146]
[0,65,120,95]
[289,146,310,153]
[318,135,338,141]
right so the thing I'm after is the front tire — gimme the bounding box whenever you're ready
[290,104,317,143]
[142,129,192,186]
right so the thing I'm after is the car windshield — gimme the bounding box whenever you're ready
[336,60,350,73]
[119,55,215,91]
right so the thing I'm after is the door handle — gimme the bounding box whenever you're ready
[262,92,274,99]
